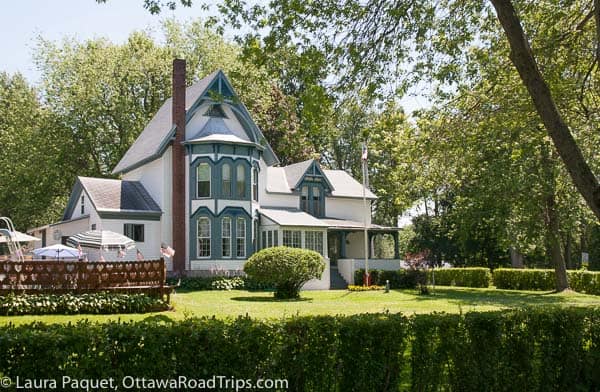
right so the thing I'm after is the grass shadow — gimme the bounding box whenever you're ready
[231,296,312,303]
[400,286,578,308]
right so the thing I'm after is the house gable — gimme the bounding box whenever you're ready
[62,177,162,222]
[113,70,278,175]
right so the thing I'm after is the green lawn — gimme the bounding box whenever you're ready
[1,286,599,325]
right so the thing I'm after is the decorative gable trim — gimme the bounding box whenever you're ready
[294,160,334,192]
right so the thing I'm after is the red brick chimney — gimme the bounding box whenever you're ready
[172,59,186,275]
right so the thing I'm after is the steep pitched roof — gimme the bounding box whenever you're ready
[282,159,314,189]
[112,70,279,174]
[62,177,161,221]
[266,162,377,199]
[323,170,377,199]
[112,71,218,175]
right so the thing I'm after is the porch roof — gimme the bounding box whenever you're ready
[258,208,330,227]
[320,218,400,232]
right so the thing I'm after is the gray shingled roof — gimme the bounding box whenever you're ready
[112,70,219,174]
[266,161,377,199]
[323,170,377,199]
[78,177,161,212]
[282,159,313,189]
[259,208,329,227]
[320,218,396,230]
[113,70,280,174]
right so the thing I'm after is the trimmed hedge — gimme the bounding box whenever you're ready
[354,268,426,289]
[0,308,598,391]
[428,267,492,288]
[356,268,490,289]
[493,268,600,294]
[0,292,169,315]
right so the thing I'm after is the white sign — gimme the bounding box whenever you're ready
[582,252,589,263]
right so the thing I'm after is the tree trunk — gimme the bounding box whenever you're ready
[539,143,570,291]
[509,247,524,268]
[544,193,569,291]
[564,234,572,269]
[490,0,600,221]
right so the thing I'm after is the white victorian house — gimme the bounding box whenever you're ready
[30,60,401,289]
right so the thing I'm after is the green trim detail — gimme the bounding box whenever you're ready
[189,206,254,260]
[190,156,252,202]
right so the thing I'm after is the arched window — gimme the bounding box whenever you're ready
[222,163,231,198]
[252,167,259,202]
[236,217,246,258]
[197,217,211,257]
[236,164,246,199]
[196,163,211,198]
[221,217,231,257]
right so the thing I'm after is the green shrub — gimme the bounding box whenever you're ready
[493,268,556,290]
[211,276,245,290]
[354,268,428,289]
[568,270,600,295]
[493,268,600,294]
[0,292,169,315]
[244,247,325,299]
[167,276,271,291]
[428,267,492,288]
[0,308,597,390]
[166,276,217,291]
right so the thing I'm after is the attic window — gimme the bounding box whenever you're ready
[204,104,228,118]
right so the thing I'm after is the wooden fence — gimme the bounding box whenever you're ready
[0,259,171,298]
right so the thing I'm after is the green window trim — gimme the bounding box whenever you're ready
[190,206,254,260]
[222,163,232,198]
[221,217,232,258]
[197,217,211,258]
[190,156,253,201]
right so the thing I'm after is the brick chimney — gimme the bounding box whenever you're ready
[172,59,186,275]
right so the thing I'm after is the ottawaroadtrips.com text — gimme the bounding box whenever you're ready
[5,375,289,390]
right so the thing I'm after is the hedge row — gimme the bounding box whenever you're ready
[428,267,492,288]
[0,307,598,391]
[357,267,600,293]
[0,292,169,315]
[355,268,490,289]
[494,268,600,294]
[354,268,426,289]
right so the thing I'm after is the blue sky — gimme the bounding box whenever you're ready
[0,0,206,83]
[0,0,428,113]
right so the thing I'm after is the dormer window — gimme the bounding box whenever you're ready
[301,186,308,211]
[312,187,321,217]
[204,104,228,118]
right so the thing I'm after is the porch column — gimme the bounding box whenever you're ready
[368,232,375,259]
[339,231,347,258]
[393,231,400,259]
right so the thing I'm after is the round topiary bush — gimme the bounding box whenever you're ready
[244,246,325,299]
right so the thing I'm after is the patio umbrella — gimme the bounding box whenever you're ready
[0,231,41,243]
[66,230,135,251]
[32,244,80,259]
